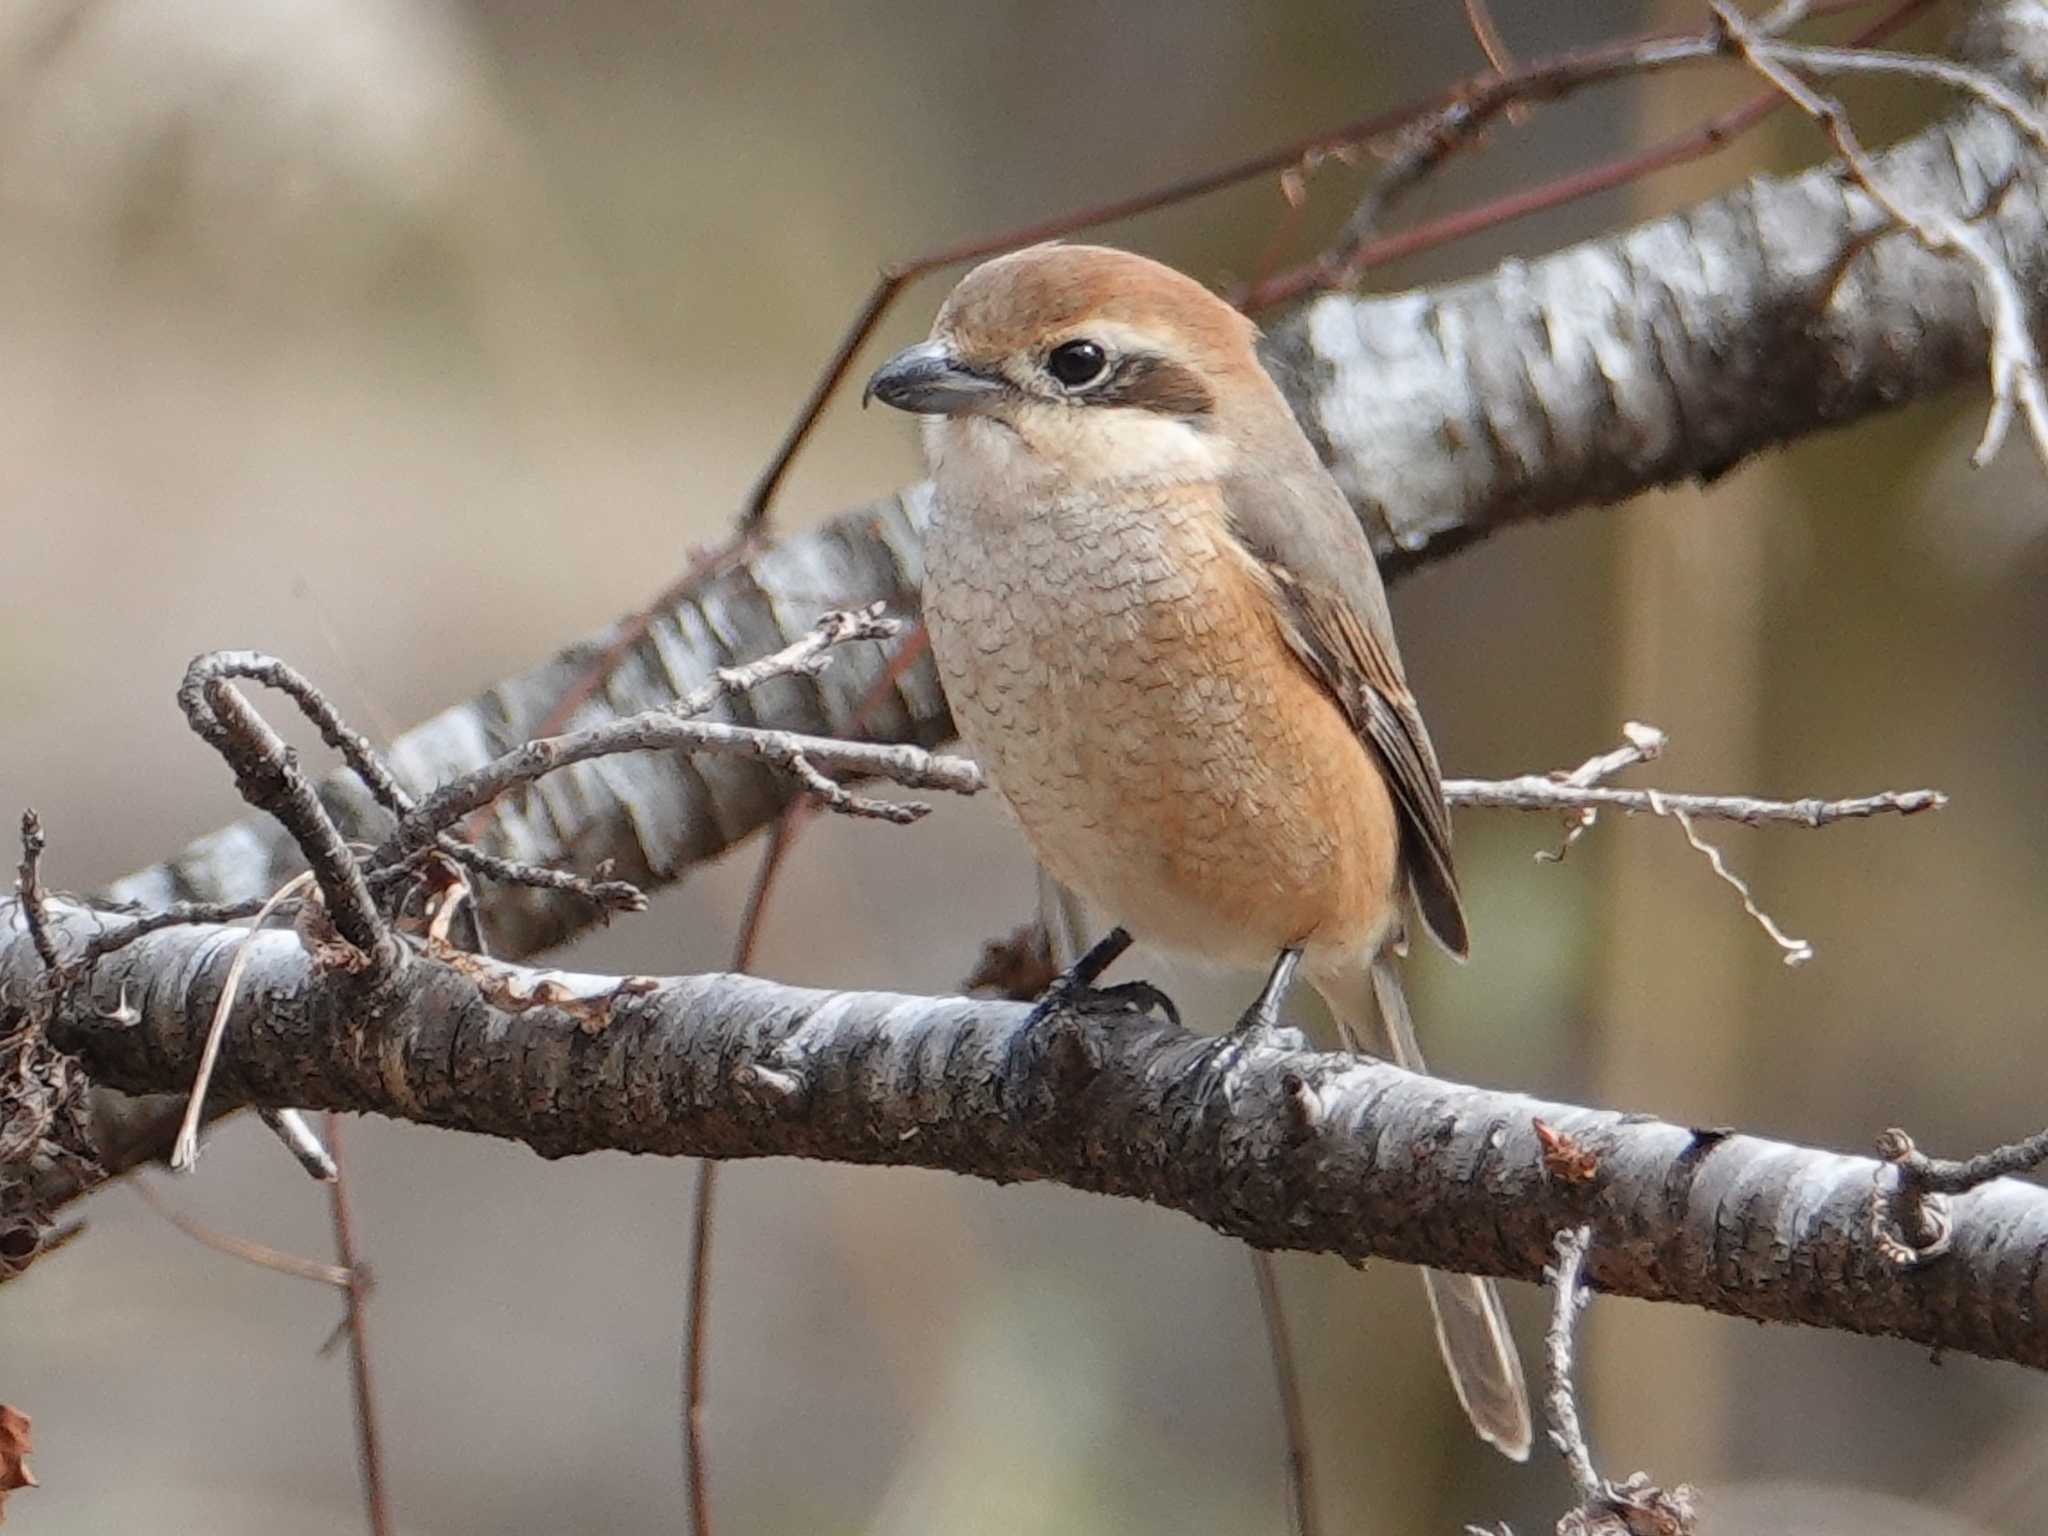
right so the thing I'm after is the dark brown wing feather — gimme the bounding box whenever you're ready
[1221,466,1469,957]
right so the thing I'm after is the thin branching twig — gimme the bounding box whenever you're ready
[324,1114,392,1536]
[1534,1227,1700,1536]
[1871,1123,2048,1266]
[1544,1228,1602,1502]
[13,814,58,973]
[259,1108,338,1183]
[1248,1251,1321,1536]
[130,1176,350,1289]
[1714,0,2048,473]
[1243,0,1933,307]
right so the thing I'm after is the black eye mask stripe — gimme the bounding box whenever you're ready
[1094,354,1216,418]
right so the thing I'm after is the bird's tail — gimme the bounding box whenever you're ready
[1313,956,1534,1462]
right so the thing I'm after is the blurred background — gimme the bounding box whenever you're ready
[3,1,2045,1532]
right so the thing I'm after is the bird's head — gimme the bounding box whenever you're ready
[865,244,1283,493]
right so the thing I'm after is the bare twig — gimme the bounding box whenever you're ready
[680,810,801,1536]
[1248,1251,1321,1536]
[1872,1124,2048,1267]
[1885,1124,2048,1194]
[77,898,269,968]
[185,652,643,917]
[1545,1227,1601,1501]
[1759,39,2048,154]
[1540,1227,1701,1536]
[1500,721,1941,964]
[1713,0,2048,473]
[13,814,58,973]
[259,1107,338,1183]
[170,872,317,1172]
[682,623,924,1536]
[675,605,900,717]
[179,660,392,972]
[1461,777,1946,826]
[1314,27,1729,292]
[682,1153,719,1536]
[394,710,1939,856]
[1462,0,1530,125]
[1242,0,1936,309]
[324,1114,392,1536]
[1647,790,1814,966]
[1532,721,1669,862]
[383,707,979,863]
[130,1175,350,1288]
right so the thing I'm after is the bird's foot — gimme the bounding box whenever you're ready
[1185,948,1308,1111]
[1022,925,1180,1031]
[1186,1005,1309,1107]
[1001,926,1178,1104]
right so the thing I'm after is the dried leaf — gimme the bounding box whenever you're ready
[963,920,1058,1002]
[0,1404,35,1522]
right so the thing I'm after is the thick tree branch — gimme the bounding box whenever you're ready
[10,897,2048,1373]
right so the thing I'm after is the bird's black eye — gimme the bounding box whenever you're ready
[1045,339,1108,389]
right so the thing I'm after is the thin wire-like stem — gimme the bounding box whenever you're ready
[325,1114,392,1536]
[131,1175,351,1288]
[682,805,805,1536]
[680,625,935,1532]
[680,1156,719,1536]
[1248,1251,1321,1536]
[171,872,316,1171]
[1239,0,1937,308]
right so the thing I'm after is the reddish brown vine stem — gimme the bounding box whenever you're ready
[1239,0,1939,308]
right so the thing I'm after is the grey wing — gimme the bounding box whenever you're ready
[1222,465,1469,957]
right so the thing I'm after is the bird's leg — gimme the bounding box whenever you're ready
[1026,924,1180,1028]
[1235,946,1304,1043]
[1189,947,1308,1101]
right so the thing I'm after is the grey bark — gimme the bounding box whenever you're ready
[10,897,2046,1371]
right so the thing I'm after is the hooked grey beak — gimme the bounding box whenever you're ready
[862,341,1005,415]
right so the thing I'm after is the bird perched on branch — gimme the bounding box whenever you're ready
[865,243,1530,1460]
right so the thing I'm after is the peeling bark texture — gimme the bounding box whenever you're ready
[106,4,2048,961]
[10,899,2047,1370]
